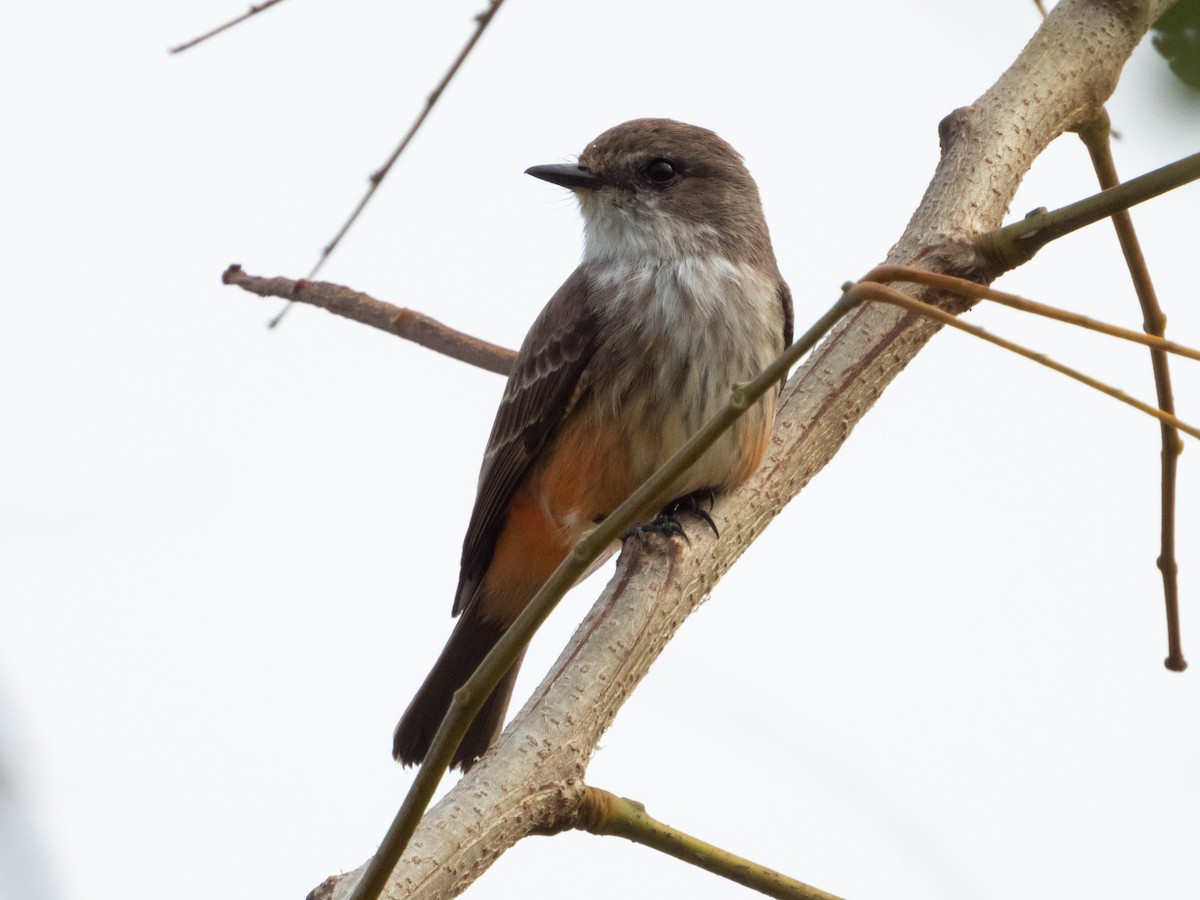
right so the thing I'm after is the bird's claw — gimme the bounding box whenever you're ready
[621,489,720,545]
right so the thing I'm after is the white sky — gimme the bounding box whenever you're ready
[2,2,1199,899]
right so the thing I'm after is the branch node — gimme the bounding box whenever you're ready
[573,786,617,833]
[729,384,751,411]
[937,105,972,153]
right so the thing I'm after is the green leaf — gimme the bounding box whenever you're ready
[1152,0,1200,91]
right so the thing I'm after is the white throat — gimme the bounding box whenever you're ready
[580,195,720,263]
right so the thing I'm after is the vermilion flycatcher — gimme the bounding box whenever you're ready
[393,119,793,770]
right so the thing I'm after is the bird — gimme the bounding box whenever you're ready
[392,118,793,770]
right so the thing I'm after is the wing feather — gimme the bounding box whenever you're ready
[453,267,597,615]
[779,281,794,351]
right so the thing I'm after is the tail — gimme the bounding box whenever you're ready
[392,610,526,771]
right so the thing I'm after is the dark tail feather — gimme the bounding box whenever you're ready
[392,611,526,771]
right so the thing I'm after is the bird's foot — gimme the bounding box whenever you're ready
[621,489,719,545]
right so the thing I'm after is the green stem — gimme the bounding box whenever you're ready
[975,149,1200,271]
[582,788,844,900]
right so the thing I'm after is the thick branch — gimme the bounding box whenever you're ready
[314,1,1177,896]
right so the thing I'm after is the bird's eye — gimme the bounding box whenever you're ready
[643,158,677,185]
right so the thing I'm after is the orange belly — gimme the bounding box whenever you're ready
[473,390,774,624]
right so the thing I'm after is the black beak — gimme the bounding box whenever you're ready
[525,163,604,190]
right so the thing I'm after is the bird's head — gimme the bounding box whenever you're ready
[526,118,772,267]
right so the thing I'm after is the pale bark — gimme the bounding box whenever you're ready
[312,1,1177,896]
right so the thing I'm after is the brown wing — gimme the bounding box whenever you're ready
[453,266,598,615]
[779,281,794,350]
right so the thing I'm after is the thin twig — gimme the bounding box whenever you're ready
[168,0,290,54]
[1076,111,1187,672]
[222,265,515,374]
[864,265,1200,362]
[575,788,843,900]
[849,282,1200,440]
[269,0,508,328]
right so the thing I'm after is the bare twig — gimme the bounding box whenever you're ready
[1076,111,1187,672]
[269,0,508,328]
[864,265,1200,361]
[573,788,843,900]
[221,265,515,375]
[168,0,290,54]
